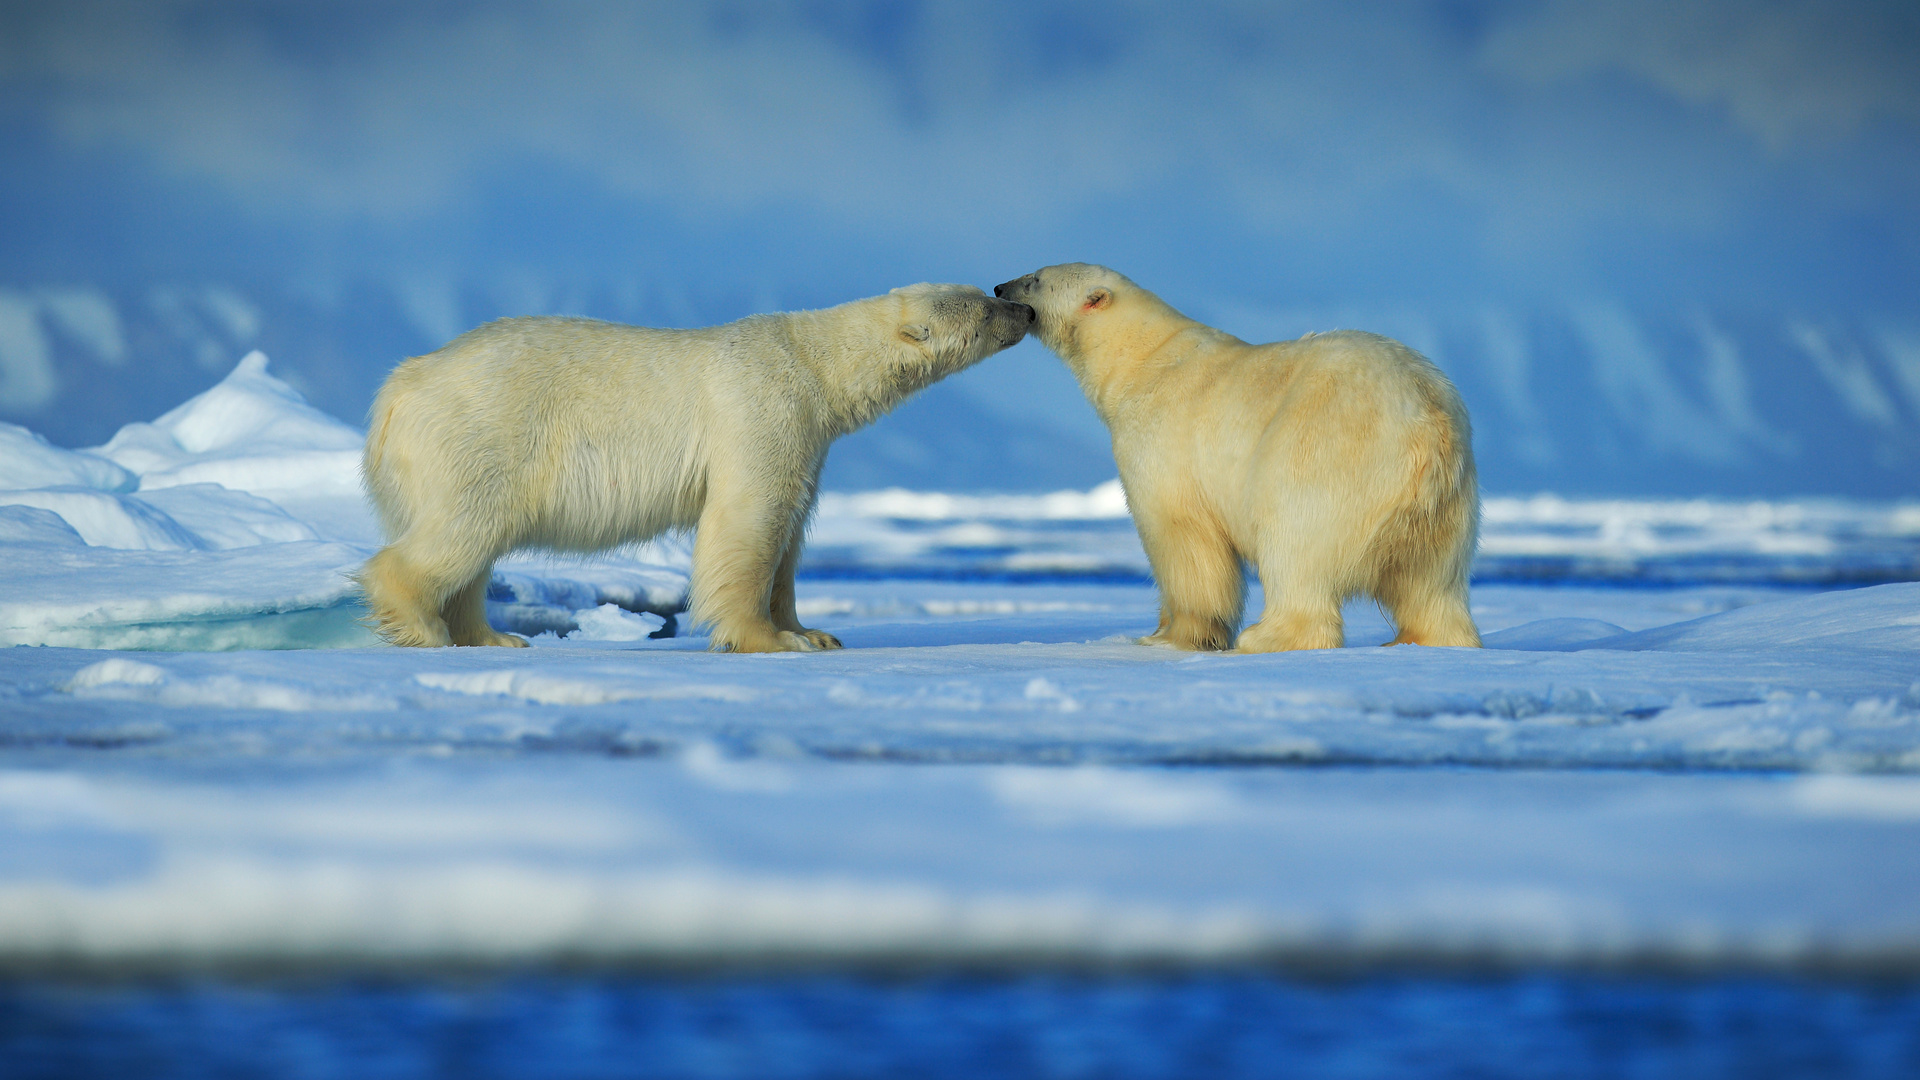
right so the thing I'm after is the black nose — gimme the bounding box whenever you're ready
[993,284,1008,299]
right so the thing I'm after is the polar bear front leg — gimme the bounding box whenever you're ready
[768,509,842,650]
[692,476,822,654]
[1129,490,1243,651]
[1237,538,1348,653]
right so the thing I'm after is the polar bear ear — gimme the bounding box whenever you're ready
[900,323,932,343]
[1083,288,1112,311]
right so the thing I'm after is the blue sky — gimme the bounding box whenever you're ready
[2,1,1917,494]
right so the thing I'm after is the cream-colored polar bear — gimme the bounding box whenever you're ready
[996,264,1479,652]
[358,285,1035,651]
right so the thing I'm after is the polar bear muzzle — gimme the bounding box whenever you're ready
[989,297,1037,347]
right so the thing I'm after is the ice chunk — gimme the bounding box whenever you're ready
[1596,582,1920,653]
[0,504,85,546]
[0,422,136,492]
[131,484,318,549]
[0,541,376,650]
[64,658,169,690]
[0,483,316,555]
[570,604,668,641]
[818,478,1131,521]
[487,547,692,638]
[1482,618,1630,650]
[0,487,204,550]
[129,351,360,456]
[92,350,364,498]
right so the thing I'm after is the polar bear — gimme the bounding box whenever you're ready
[996,264,1479,652]
[358,285,1035,651]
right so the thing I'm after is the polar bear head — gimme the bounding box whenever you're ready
[816,283,1034,431]
[875,281,1034,395]
[992,263,1150,364]
[888,282,1034,364]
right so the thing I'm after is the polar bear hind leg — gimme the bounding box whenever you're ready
[1369,507,1480,648]
[359,516,515,648]
[1377,573,1478,647]
[1366,408,1481,648]
[357,543,459,647]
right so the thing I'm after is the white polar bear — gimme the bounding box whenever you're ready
[358,284,1035,652]
[996,264,1480,653]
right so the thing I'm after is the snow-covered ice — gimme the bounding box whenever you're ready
[1,541,375,651]
[1,353,1917,973]
[10,579,1918,772]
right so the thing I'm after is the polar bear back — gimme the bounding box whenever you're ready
[1107,328,1468,519]
[365,315,794,553]
[361,286,1024,560]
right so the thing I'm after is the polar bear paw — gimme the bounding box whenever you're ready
[712,627,829,653]
[796,628,844,650]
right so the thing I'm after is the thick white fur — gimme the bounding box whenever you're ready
[358,284,1033,651]
[997,264,1480,653]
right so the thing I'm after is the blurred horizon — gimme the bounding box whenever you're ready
[2,0,1917,496]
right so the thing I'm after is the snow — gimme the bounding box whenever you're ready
[0,506,84,547]
[0,422,134,491]
[11,579,1915,772]
[0,542,374,650]
[91,350,364,499]
[0,353,1916,973]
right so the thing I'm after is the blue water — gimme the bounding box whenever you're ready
[6,972,1919,1079]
